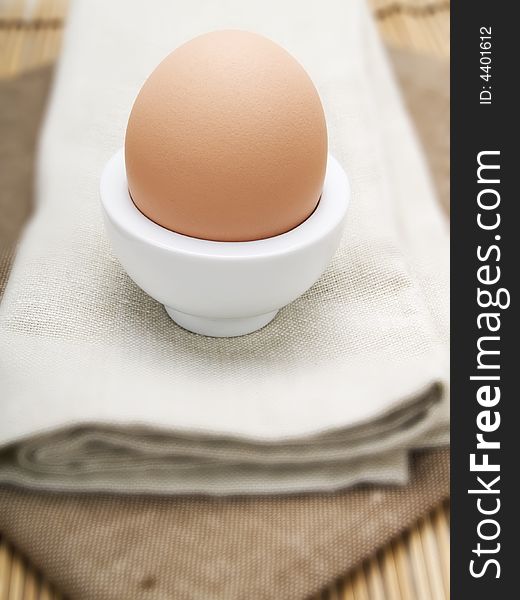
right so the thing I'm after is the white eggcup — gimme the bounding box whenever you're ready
[100,149,349,337]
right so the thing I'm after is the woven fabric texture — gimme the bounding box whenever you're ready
[0,450,449,600]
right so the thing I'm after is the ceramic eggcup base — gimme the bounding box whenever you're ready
[165,307,279,337]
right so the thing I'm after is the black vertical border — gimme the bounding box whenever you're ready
[451,1,516,597]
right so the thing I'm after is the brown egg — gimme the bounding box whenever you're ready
[125,30,328,242]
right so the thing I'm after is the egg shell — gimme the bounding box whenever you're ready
[125,30,328,242]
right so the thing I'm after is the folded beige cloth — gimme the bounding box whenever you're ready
[0,0,449,495]
[0,44,449,600]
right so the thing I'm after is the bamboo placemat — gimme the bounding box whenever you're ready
[0,1,450,598]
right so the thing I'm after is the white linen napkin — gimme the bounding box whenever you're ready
[0,0,449,494]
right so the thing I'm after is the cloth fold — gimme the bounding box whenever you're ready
[1,380,441,493]
[0,0,448,495]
